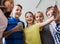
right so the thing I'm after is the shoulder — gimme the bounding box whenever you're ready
[19,21,25,25]
[8,17,14,22]
[33,23,42,31]
[8,18,12,21]
[19,20,25,28]
[33,23,40,27]
[25,23,40,29]
[8,18,14,24]
[20,21,24,24]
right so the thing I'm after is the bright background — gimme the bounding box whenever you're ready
[14,0,60,24]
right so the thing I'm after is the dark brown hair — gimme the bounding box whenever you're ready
[16,4,23,9]
[25,11,35,27]
[46,6,53,15]
[35,11,44,19]
[36,11,44,17]
[3,0,14,5]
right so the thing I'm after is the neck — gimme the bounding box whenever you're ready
[28,23,34,27]
[37,21,43,23]
[13,16,19,19]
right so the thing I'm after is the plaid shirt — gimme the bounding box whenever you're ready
[49,21,60,44]
[54,22,60,44]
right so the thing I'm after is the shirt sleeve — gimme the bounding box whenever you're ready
[0,9,8,38]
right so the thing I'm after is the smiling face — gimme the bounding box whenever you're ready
[46,6,55,18]
[35,12,44,23]
[47,8,54,18]
[12,5,22,19]
[4,0,14,12]
[25,12,34,24]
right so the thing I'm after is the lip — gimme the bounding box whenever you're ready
[27,19,32,21]
[28,20,31,21]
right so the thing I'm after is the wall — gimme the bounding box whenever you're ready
[14,0,60,23]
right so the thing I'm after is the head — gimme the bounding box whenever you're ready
[46,6,54,18]
[11,4,23,19]
[46,5,59,18]
[35,11,44,23]
[25,11,34,27]
[46,6,60,22]
[3,0,14,12]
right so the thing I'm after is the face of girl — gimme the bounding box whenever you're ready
[35,13,44,23]
[12,6,22,19]
[25,13,34,24]
[4,1,14,11]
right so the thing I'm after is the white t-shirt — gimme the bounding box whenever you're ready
[49,21,56,36]
[0,9,7,39]
[49,21,58,44]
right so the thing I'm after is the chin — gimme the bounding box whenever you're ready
[15,16,19,19]
[16,15,20,18]
[27,21,31,23]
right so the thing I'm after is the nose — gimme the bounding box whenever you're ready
[17,10,20,13]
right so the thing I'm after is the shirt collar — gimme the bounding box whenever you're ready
[11,17,20,21]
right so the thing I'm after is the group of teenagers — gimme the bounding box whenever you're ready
[0,0,60,44]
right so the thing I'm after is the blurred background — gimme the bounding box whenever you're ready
[14,0,60,23]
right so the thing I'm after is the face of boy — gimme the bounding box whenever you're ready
[47,7,60,22]
[47,8,54,18]
[13,6,22,18]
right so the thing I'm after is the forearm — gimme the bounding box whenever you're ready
[3,22,24,37]
[40,17,54,27]
[3,26,18,37]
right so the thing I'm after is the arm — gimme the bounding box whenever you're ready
[3,22,23,38]
[39,16,54,27]
[3,26,19,37]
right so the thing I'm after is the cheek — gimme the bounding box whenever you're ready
[25,18,28,22]
[39,18,42,21]
[15,11,18,15]
[35,17,38,21]
[31,17,34,20]
[31,18,34,22]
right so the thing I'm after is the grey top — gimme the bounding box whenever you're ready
[40,25,55,44]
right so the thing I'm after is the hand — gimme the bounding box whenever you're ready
[51,15,55,20]
[17,22,23,30]
[54,12,60,22]
[52,5,59,19]
[14,22,23,32]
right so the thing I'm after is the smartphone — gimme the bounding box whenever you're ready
[52,1,57,7]
[52,1,58,18]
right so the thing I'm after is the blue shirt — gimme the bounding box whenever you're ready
[5,17,25,44]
